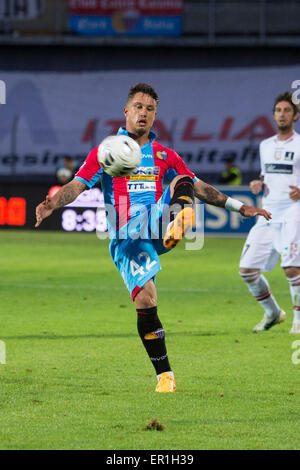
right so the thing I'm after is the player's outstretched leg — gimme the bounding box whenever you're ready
[163,176,195,250]
[239,269,286,332]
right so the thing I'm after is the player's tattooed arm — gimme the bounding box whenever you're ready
[194,179,227,207]
[194,178,272,220]
[35,179,86,227]
[54,180,86,209]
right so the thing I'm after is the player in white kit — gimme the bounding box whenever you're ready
[240,92,300,333]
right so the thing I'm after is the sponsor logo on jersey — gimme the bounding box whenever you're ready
[127,181,156,192]
[142,154,153,159]
[284,151,294,161]
[156,151,167,160]
[125,166,160,181]
[265,163,293,174]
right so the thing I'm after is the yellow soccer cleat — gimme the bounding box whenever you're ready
[163,206,195,250]
[155,372,177,393]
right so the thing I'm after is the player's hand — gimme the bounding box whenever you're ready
[249,180,263,194]
[239,205,272,221]
[289,185,300,201]
[35,196,54,228]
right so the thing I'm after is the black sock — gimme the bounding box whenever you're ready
[137,306,171,375]
[169,176,195,221]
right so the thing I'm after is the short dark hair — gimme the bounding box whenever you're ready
[126,83,159,105]
[273,91,299,115]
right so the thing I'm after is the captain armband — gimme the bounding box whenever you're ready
[225,197,244,212]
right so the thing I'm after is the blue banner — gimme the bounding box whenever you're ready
[69,15,182,36]
[201,186,262,236]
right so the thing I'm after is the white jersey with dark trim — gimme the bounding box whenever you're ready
[260,131,300,222]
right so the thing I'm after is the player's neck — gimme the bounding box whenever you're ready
[277,128,295,141]
[135,135,150,147]
[126,130,149,147]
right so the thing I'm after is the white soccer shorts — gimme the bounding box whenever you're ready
[240,217,300,271]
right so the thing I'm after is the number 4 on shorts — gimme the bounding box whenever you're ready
[130,260,146,277]
[130,252,157,277]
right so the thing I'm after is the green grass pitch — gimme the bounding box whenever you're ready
[0,230,299,450]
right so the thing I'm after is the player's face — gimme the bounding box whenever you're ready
[124,92,157,137]
[273,101,298,131]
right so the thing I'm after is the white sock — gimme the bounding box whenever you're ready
[287,274,300,323]
[157,371,174,381]
[240,271,281,318]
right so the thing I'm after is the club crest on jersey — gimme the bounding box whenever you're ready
[284,151,294,161]
[156,151,167,160]
[274,150,283,161]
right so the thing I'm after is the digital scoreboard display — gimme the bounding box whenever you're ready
[0,197,27,226]
[0,183,107,232]
[60,187,107,232]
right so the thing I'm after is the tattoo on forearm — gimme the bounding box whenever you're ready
[55,185,79,208]
[196,185,227,207]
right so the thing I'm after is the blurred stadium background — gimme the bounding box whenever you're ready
[2,1,300,452]
[1,0,300,235]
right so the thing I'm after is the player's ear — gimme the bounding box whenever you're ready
[124,106,128,118]
[293,112,299,122]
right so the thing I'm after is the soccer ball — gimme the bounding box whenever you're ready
[97,135,142,177]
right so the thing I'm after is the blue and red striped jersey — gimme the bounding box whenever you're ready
[75,127,196,238]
